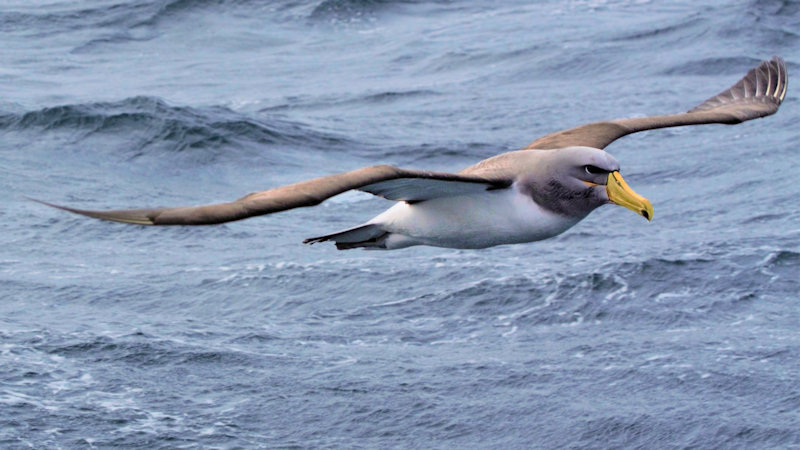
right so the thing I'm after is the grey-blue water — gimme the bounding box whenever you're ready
[2,0,799,447]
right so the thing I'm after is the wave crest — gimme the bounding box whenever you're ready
[0,96,348,160]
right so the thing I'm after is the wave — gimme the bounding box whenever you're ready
[259,89,439,112]
[377,141,500,166]
[0,96,350,160]
[0,1,162,37]
[41,332,264,367]
[610,16,707,43]
[663,56,766,76]
[421,45,542,75]
[196,247,800,335]
[1,0,285,54]
[0,0,263,33]
[0,0,424,44]
[309,0,414,21]
[397,248,800,329]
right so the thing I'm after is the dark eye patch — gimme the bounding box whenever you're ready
[584,165,608,175]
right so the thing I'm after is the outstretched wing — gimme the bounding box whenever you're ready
[525,57,788,150]
[32,165,510,225]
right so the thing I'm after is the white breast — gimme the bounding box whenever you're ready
[369,183,582,249]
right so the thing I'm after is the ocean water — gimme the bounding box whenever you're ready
[2,0,799,447]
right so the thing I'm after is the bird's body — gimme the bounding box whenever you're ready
[352,183,580,250]
[33,57,788,251]
[308,146,617,249]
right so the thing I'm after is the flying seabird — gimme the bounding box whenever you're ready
[34,57,787,250]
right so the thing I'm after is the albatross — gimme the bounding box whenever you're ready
[34,57,787,250]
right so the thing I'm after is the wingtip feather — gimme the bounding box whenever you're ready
[28,197,157,225]
[688,56,787,116]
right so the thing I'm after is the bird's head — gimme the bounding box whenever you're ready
[525,146,653,220]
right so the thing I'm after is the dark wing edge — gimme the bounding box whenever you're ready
[524,56,788,150]
[30,165,509,226]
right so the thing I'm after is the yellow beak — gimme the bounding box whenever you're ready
[606,171,653,221]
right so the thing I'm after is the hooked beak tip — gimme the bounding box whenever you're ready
[606,171,653,221]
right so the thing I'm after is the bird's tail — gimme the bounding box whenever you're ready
[303,223,389,250]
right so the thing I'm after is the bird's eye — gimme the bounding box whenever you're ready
[584,165,607,176]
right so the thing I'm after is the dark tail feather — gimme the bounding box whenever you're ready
[303,224,389,250]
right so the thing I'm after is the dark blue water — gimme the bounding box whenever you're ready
[2,0,799,447]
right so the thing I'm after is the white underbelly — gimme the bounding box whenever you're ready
[370,186,581,249]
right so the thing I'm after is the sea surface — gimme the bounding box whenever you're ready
[2,0,799,448]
